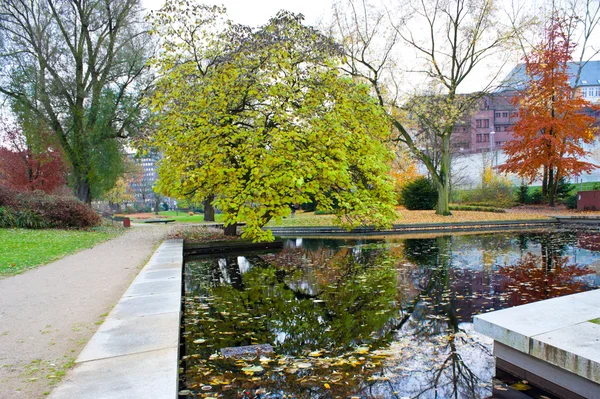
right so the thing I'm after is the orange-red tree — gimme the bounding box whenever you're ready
[0,126,66,193]
[500,14,599,206]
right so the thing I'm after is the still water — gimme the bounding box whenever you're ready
[180,230,600,399]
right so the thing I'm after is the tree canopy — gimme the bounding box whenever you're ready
[0,0,153,204]
[147,3,397,241]
[499,13,599,206]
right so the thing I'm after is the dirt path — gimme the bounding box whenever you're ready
[0,225,177,399]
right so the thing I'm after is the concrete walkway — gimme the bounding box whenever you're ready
[0,226,176,399]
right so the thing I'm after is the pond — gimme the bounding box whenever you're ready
[179,230,600,399]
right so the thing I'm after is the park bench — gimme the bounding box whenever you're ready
[143,219,176,224]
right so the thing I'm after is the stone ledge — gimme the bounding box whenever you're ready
[49,239,183,399]
[474,289,600,386]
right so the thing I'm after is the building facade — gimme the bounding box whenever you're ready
[457,61,600,154]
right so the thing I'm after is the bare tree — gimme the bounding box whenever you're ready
[0,0,153,204]
[333,0,515,215]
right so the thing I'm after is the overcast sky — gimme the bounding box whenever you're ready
[140,0,600,94]
[142,0,333,27]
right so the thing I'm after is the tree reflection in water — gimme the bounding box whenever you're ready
[180,231,599,398]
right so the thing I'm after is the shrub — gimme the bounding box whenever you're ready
[16,209,47,229]
[400,177,438,210]
[449,205,506,213]
[0,185,100,228]
[529,189,544,204]
[0,206,17,227]
[565,194,577,210]
[555,177,573,201]
[517,184,529,204]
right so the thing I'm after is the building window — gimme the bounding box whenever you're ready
[495,112,501,117]
[484,133,490,142]
[476,134,482,143]
[476,119,489,128]
[502,112,508,117]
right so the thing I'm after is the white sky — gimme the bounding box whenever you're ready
[142,0,332,27]
[141,0,600,94]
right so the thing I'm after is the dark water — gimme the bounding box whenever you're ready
[180,230,600,399]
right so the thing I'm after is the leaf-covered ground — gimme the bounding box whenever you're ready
[265,207,566,227]
[0,227,122,277]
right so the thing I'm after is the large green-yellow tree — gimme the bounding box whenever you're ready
[147,3,397,241]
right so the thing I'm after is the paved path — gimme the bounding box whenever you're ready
[0,226,175,399]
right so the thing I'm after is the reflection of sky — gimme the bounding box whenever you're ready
[184,231,600,398]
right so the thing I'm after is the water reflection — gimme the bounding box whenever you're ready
[180,230,600,399]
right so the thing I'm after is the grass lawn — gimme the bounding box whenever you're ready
[266,208,552,227]
[528,181,600,195]
[0,227,122,277]
[118,211,225,223]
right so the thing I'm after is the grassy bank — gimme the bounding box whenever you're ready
[265,209,552,227]
[0,227,122,277]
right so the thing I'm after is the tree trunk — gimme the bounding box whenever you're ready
[548,167,555,207]
[203,194,215,222]
[223,223,237,236]
[75,178,92,205]
[542,166,548,197]
[435,134,451,216]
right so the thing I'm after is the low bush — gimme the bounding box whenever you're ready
[16,209,48,229]
[529,189,544,204]
[0,206,17,228]
[400,177,438,210]
[564,194,577,210]
[314,209,335,215]
[0,186,101,229]
[516,184,529,204]
[449,205,506,213]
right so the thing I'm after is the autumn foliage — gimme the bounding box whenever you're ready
[499,15,599,206]
[0,125,66,194]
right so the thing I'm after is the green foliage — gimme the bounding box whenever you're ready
[529,189,545,204]
[455,167,514,207]
[517,184,529,204]
[399,177,438,210]
[147,6,396,241]
[448,205,506,213]
[555,177,573,202]
[15,209,48,229]
[564,194,577,210]
[0,206,17,228]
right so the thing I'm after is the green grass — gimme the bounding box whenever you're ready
[527,181,600,195]
[0,227,122,277]
[589,318,600,325]
[127,211,226,223]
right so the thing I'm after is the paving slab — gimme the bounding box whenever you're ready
[49,239,183,399]
[76,312,180,363]
[123,277,181,297]
[49,348,177,399]
[530,321,600,383]
[474,291,600,353]
[110,292,181,319]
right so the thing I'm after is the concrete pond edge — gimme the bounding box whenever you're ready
[48,239,183,399]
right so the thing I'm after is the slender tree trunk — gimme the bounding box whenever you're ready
[435,134,451,216]
[542,166,548,197]
[223,223,237,236]
[548,167,555,207]
[204,194,215,222]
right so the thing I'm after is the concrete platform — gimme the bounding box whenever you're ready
[49,239,183,399]
[474,289,600,398]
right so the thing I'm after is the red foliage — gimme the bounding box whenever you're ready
[0,125,66,193]
[0,185,101,228]
[499,14,599,204]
